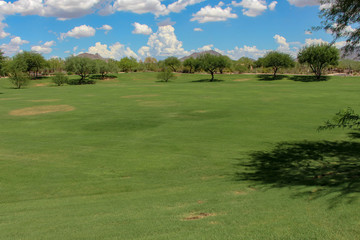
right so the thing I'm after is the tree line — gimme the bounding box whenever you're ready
[0,42,357,88]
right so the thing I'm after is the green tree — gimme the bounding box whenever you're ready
[52,72,68,86]
[319,0,360,54]
[143,57,158,71]
[65,56,97,84]
[0,50,6,76]
[297,43,339,80]
[96,59,118,79]
[234,57,254,73]
[118,57,138,73]
[217,55,232,74]
[157,67,176,82]
[197,53,227,81]
[164,56,181,72]
[318,107,360,130]
[257,51,295,77]
[48,58,65,73]
[13,51,47,78]
[183,57,201,73]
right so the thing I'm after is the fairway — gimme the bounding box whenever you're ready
[0,73,359,239]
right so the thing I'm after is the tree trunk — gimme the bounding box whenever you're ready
[210,71,214,82]
[273,67,278,78]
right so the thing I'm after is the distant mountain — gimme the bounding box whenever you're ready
[340,47,360,61]
[180,50,222,61]
[77,53,108,61]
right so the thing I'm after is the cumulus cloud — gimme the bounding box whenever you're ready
[268,1,278,11]
[196,44,214,52]
[225,45,268,59]
[305,30,312,35]
[88,41,138,59]
[194,28,203,32]
[132,22,153,35]
[305,38,328,45]
[31,40,56,54]
[191,5,237,23]
[138,25,188,58]
[97,24,112,34]
[60,25,96,40]
[274,34,290,52]
[112,0,168,16]
[0,36,29,56]
[232,0,267,17]
[167,0,205,13]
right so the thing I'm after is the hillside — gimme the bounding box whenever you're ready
[180,50,222,61]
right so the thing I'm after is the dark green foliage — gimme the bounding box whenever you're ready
[65,56,97,84]
[96,59,118,79]
[183,57,201,73]
[157,67,176,82]
[256,51,295,77]
[319,0,360,54]
[0,50,6,76]
[234,57,255,73]
[118,57,139,73]
[197,53,228,81]
[47,58,65,73]
[318,107,360,130]
[164,56,181,72]
[52,72,68,86]
[13,51,47,78]
[297,43,339,79]
[9,71,30,89]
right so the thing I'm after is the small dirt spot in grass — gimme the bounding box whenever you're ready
[0,98,20,101]
[209,221,220,225]
[28,99,61,103]
[234,191,248,195]
[10,105,75,116]
[183,212,216,221]
[34,83,48,87]
[121,94,159,99]
[197,200,205,204]
[193,110,208,113]
[233,79,251,82]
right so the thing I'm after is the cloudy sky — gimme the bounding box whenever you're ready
[0,0,347,60]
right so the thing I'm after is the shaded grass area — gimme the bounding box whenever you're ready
[0,73,360,239]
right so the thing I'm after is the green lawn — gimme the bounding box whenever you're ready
[0,73,359,239]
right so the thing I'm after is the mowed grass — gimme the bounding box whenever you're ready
[0,73,359,239]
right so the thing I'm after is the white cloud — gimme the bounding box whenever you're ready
[287,0,320,7]
[132,22,153,35]
[232,0,267,17]
[191,5,237,23]
[0,16,9,38]
[138,25,188,58]
[305,30,312,35]
[334,41,347,49]
[0,36,29,56]
[60,25,96,40]
[274,34,290,52]
[112,0,168,16]
[196,44,214,52]
[167,0,205,13]
[194,28,203,32]
[97,24,112,34]
[225,45,268,59]
[88,42,138,59]
[31,40,56,54]
[305,38,328,45]
[268,1,277,11]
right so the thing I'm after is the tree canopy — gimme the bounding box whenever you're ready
[65,56,97,84]
[198,53,228,81]
[319,0,360,54]
[164,56,181,72]
[297,43,339,79]
[256,51,295,77]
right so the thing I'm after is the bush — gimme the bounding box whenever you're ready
[157,68,176,82]
[67,78,96,85]
[9,71,29,89]
[52,72,68,86]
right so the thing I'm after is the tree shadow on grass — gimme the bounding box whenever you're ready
[256,74,287,81]
[191,79,224,83]
[348,130,360,139]
[90,74,117,80]
[235,140,360,208]
[289,75,329,82]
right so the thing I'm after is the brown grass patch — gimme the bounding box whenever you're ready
[233,78,251,82]
[193,110,208,113]
[10,105,75,116]
[121,94,159,99]
[0,98,20,101]
[28,99,61,103]
[183,212,216,221]
[34,83,48,87]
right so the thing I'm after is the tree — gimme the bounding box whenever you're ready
[48,58,65,73]
[297,43,339,80]
[197,53,227,82]
[236,57,254,72]
[164,56,181,72]
[118,57,138,73]
[143,57,158,71]
[157,67,176,82]
[65,56,97,84]
[9,71,29,89]
[217,55,232,74]
[183,57,201,73]
[319,0,360,54]
[13,51,47,78]
[96,59,118,79]
[0,50,6,76]
[318,107,360,130]
[52,72,68,86]
[256,51,295,77]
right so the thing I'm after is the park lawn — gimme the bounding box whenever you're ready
[0,73,359,239]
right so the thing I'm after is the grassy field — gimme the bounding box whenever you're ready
[0,73,359,239]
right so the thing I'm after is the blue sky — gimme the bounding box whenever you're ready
[0,0,345,60]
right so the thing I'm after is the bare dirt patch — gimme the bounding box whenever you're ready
[193,110,208,113]
[10,105,75,116]
[183,212,216,221]
[0,98,20,101]
[121,94,159,99]
[233,78,251,82]
[34,83,48,87]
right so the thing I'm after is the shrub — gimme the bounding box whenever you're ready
[9,71,29,89]
[52,72,68,86]
[157,68,176,82]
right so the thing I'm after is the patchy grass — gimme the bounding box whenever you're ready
[0,73,359,239]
